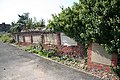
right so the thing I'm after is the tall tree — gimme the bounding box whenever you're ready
[48,0,120,54]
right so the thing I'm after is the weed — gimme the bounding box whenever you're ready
[0,33,14,43]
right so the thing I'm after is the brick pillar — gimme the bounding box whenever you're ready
[16,34,19,43]
[77,43,85,58]
[111,54,118,67]
[23,36,25,42]
[87,43,92,68]
[41,34,44,44]
[30,35,33,43]
[57,32,61,49]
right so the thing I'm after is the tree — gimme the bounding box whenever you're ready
[17,12,30,30]
[48,0,120,54]
[92,0,120,54]
[10,21,22,33]
[26,18,33,30]
[33,18,45,29]
[10,13,46,32]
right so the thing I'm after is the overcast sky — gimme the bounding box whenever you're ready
[0,0,79,24]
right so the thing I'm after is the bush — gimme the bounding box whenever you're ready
[25,46,57,58]
[0,33,14,43]
[47,52,55,57]
[111,66,120,78]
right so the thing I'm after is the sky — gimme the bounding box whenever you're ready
[0,0,79,24]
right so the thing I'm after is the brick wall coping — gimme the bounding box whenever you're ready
[12,31,58,35]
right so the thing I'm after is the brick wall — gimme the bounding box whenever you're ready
[87,43,118,72]
[57,33,85,58]
[111,54,118,67]
[60,45,85,58]
[13,31,85,58]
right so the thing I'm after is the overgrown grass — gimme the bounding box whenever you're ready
[0,33,14,43]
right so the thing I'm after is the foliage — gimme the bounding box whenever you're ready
[111,59,120,77]
[24,45,119,79]
[33,18,45,28]
[0,33,14,43]
[10,13,46,33]
[48,0,120,55]
[25,46,77,62]
[25,46,56,57]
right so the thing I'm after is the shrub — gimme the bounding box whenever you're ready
[0,33,14,43]
[111,66,120,78]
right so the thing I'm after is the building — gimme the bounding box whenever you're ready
[0,23,11,32]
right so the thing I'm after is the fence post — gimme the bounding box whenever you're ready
[31,35,33,43]
[87,43,92,68]
[23,36,25,42]
[16,34,19,43]
[41,34,44,44]
[57,32,61,49]
[111,54,118,67]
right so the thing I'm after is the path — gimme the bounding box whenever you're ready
[0,42,100,80]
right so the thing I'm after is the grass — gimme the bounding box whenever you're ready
[0,33,14,43]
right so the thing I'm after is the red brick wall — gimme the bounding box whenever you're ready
[87,43,92,68]
[87,43,118,72]
[111,54,118,67]
[60,45,85,58]
[57,33,61,49]
[15,32,85,58]
[57,33,85,58]
[18,35,33,46]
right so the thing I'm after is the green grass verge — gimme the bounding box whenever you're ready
[0,33,14,43]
